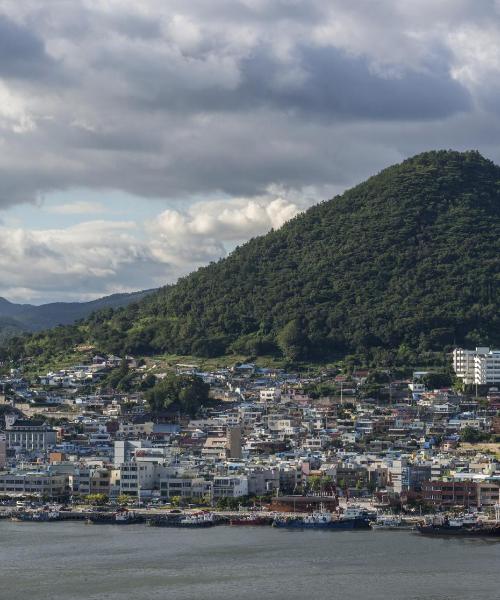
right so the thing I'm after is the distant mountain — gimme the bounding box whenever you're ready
[0,291,154,342]
[3,150,500,365]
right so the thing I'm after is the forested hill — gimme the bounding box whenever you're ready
[0,290,153,342]
[3,150,500,366]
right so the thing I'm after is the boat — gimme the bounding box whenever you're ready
[342,505,378,521]
[229,515,273,526]
[371,515,415,530]
[416,513,500,537]
[178,512,216,528]
[272,505,371,530]
[114,509,142,524]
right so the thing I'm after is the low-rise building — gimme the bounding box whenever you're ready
[0,470,68,499]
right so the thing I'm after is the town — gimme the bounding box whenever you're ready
[0,346,499,532]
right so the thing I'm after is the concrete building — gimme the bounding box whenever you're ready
[114,440,152,466]
[4,418,57,452]
[202,437,228,460]
[226,427,242,459]
[259,388,281,402]
[0,434,6,469]
[0,470,68,499]
[160,476,211,501]
[73,467,111,497]
[453,347,500,385]
[118,461,167,496]
[422,480,477,508]
[212,476,248,500]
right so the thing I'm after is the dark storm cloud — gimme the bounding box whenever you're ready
[0,0,493,208]
[115,42,470,122]
[239,44,471,120]
[0,14,56,80]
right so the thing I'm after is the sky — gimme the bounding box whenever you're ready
[1,0,500,303]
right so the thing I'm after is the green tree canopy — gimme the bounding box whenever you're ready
[146,373,210,415]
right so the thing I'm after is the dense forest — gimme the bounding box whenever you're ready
[0,290,153,342]
[3,150,499,366]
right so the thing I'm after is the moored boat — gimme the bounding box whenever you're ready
[273,505,371,530]
[229,515,273,526]
[416,513,500,537]
[177,512,216,527]
[371,515,415,530]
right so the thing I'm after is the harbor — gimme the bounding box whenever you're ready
[3,503,500,536]
[1,519,499,600]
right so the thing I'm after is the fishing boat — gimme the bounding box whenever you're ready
[178,512,216,527]
[416,513,500,537]
[371,515,415,530]
[229,515,273,526]
[272,505,371,530]
[114,509,142,524]
[342,505,378,521]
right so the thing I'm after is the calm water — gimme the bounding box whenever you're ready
[1,521,499,600]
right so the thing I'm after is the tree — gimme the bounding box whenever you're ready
[460,426,490,444]
[146,373,210,415]
[5,150,500,367]
[140,373,157,390]
[84,493,108,505]
[277,319,308,361]
[421,372,453,389]
[117,494,131,506]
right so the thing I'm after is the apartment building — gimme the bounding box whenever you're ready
[453,347,500,385]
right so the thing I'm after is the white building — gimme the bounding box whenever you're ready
[5,418,57,452]
[453,347,500,385]
[212,476,248,500]
[114,440,152,466]
[259,388,281,402]
[160,476,212,501]
[119,461,167,496]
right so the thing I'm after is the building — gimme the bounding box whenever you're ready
[212,476,248,500]
[422,480,477,508]
[202,437,228,460]
[226,427,242,459]
[0,470,68,499]
[453,347,500,385]
[73,467,111,497]
[160,476,211,501]
[114,440,152,466]
[4,418,57,452]
[118,460,167,496]
[259,388,281,402]
[0,434,6,469]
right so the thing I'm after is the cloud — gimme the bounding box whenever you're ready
[0,192,304,302]
[0,0,494,210]
[0,14,56,80]
[45,200,107,215]
[0,81,35,133]
[0,220,160,302]
[0,1,499,299]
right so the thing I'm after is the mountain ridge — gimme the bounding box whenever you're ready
[3,149,499,366]
[0,290,154,342]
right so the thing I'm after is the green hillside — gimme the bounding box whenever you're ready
[0,290,153,340]
[3,150,499,367]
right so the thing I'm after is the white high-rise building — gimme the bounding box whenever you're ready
[453,347,500,385]
[0,434,6,469]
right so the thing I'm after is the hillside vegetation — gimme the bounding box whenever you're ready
[3,150,499,367]
[0,290,153,341]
